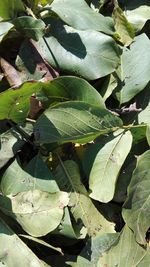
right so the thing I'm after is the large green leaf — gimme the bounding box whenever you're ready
[123,150,150,245]
[0,217,46,267]
[76,233,119,267]
[40,76,105,108]
[0,22,13,43]
[89,130,132,203]
[36,22,120,80]
[113,3,135,46]
[0,190,69,237]
[1,156,59,195]
[34,101,123,144]
[0,0,25,21]
[54,160,115,237]
[98,225,150,267]
[124,0,150,31]
[0,129,24,169]
[0,76,105,123]
[116,34,150,104]
[50,0,114,35]
[13,16,46,41]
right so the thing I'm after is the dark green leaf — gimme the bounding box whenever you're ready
[34,101,123,144]
[13,16,46,41]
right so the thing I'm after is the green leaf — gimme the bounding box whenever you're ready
[0,217,46,266]
[89,130,132,203]
[0,0,25,21]
[123,150,150,245]
[54,160,115,237]
[113,3,135,46]
[0,190,69,237]
[124,0,150,31]
[76,233,119,267]
[36,22,120,80]
[0,82,41,123]
[1,156,59,195]
[50,0,114,35]
[40,76,105,108]
[56,207,86,239]
[100,74,118,102]
[34,101,123,144]
[116,34,150,104]
[98,225,150,267]
[0,22,13,43]
[12,17,46,41]
[138,83,150,125]
[0,129,24,169]
[146,125,150,146]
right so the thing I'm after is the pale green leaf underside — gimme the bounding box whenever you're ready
[0,190,69,237]
[89,130,132,203]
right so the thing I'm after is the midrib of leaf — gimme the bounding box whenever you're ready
[56,153,92,232]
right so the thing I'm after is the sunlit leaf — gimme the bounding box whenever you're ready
[50,0,114,35]
[36,20,120,80]
[54,160,115,237]
[0,190,69,237]
[89,130,132,203]
[116,34,150,104]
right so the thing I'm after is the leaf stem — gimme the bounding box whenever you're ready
[122,124,147,130]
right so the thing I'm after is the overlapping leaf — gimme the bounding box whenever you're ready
[50,0,114,35]
[0,190,69,237]
[89,130,132,203]
[54,160,115,237]
[116,34,150,104]
[34,101,123,144]
[98,225,150,267]
[36,22,120,80]
[13,16,46,41]
[0,217,46,266]
[1,156,59,195]
[0,129,24,169]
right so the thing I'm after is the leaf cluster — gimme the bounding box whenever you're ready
[0,0,150,266]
